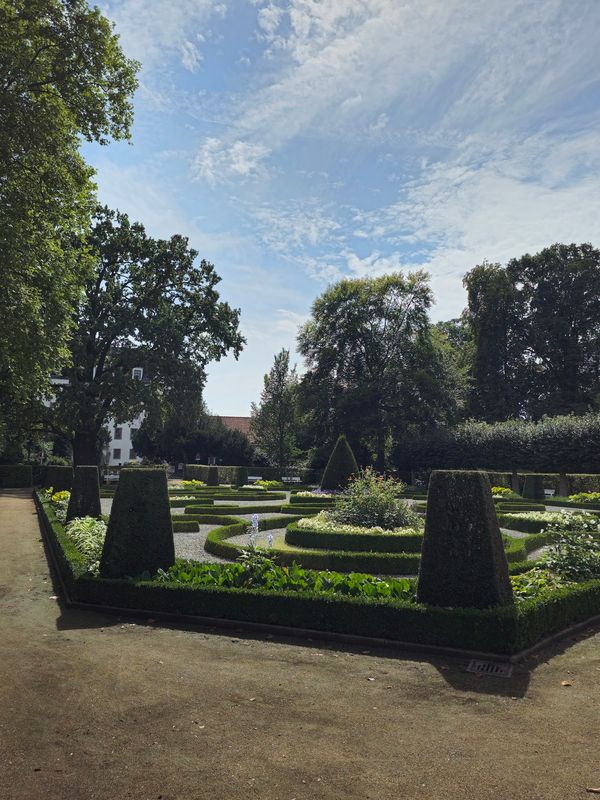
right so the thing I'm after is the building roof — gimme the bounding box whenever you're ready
[216,415,252,438]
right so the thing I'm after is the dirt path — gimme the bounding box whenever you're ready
[1,489,600,800]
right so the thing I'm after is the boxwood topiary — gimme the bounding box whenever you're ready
[417,470,513,609]
[232,466,248,487]
[206,465,219,487]
[320,435,359,490]
[66,466,101,522]
[99,468,175,579]
[522,474,545,500]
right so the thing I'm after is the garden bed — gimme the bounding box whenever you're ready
[34,492,600,659]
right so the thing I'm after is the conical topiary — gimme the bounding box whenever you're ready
[206,465,219,486]
[66,466,101,522]
[522,474,545,500]
[99,468,174,579]
[416,470,513,609]
[320,435,359,490]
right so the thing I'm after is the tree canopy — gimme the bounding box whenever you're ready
[0,0,138,454]
[50,206,245,464]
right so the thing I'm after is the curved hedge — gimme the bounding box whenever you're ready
[184,504,283,516]
[285,521,424,553]
[288,494,336,506]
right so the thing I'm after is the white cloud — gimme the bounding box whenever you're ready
[251,201,342,252]
[193,138,271,186]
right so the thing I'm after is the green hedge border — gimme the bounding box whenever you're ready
[285,521,424,553]
[34,492,600,657]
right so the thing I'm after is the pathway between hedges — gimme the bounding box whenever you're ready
[2,489,600,800]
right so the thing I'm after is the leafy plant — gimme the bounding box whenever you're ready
[256,479,283,489]
[297,510,422,536]
[542,520,600,581]
[64,517,107,575]
[330,468,420,530]
[510,568,569,601]
[182,479,206,489]
[491,486,519,498]
[568,492,600,504]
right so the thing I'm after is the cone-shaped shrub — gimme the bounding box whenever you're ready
[99,468,174,579]
[232,466,248,487]
[416,470,513,609]
[320,435,359,490]
[66,466,101,522]
[44,465,73,491]
[522,474,545,500]
[206,465,219,486]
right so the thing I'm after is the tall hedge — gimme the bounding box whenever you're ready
[320,435,359,490]
[183,464,210,481]
[417,470,513,609]
[99,468,175,579]
[44,465,73,491]
[66,466,101,522]
[522,474,545,500]
[393,413,600,474]
[0,465,32,488]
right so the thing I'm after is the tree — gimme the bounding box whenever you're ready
[0,0,138,453]
[250,349,300,471]
[463,262,527,421]
[507,243,600,417]
[50,206,245,464]
[298,272,465,471]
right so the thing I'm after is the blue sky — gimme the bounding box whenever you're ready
[84,0,600,415]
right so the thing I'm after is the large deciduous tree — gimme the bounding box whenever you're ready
[0,0,138,452]
[297,272,465,471]
[250,349,300,471]
[50,206,245,464]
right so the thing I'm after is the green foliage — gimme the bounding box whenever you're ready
[417,470,513,608]
[0,465,32,488]
[99,468,175,578]
[320,435,359,490]
[569,492,600,504]
[50,206,245,464]
[542,519,600,581]
[66,465,101,522]
[510,568,569,601]
[491,486,518,498]
[206,465,219,486]
[330,468,420,529]
[298,271,465,470]
[393,415,600,475]
[250,349,300,470]
[158,553,416,601]
[182,479,206,489]
[288,518,423,553]
[256,479,284,489]
[0,0,138,443]
[64,517,107,575]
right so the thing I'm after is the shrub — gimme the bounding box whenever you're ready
[256,479,283,489]
[183,464,210,481]
[522,474,545,499]
[0,464,32,488]
[182,479,206,489]
[417,470,513,608]
[297,510,423,537]
[99,468,175,579]
[231,466,248,487]
[491,486,516,497]
[64,517,107,575]
[66,466,101,522]
[206,465,219,487]
[320,434,359,490]
[541,517,600,581]
[44,465,73,491]
[329,469,420,530]
[568,492,600,504]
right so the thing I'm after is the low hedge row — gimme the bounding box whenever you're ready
[172,520,200,533]
[288,495,336,506]
[279,504,324,515]
[285,521,424,553]
[184,504,282,516]
[35,493,600,655]
[543,497,600,511]
[496,502,546,513]
[169,498,214,508]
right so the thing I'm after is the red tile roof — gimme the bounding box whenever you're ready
[215,416,252,438]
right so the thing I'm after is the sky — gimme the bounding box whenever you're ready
[83,0,600,415]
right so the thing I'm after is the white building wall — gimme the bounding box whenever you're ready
[103,412,145,466]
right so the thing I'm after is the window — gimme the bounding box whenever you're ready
[114,427,123,440]
[132,367,143,380]
[129,449,136,460]
[113,448,121,460]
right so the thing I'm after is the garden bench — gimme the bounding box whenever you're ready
[282,476,301,483]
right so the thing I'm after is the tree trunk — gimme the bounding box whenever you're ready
[72,427,102,466]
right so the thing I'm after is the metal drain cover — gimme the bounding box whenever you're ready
[467,659,513,678]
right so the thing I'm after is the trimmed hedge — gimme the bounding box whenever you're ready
[184,504,282,516]
[206,466,219,487]
[43,465,73,491]
[66,466,101,522]
[279,504,323,515]
[288,494,336,506]
[169,497,214,508]
[497,502,546,513]
[321,435,359,490]
[232,466,248,487]
[0,464,32,488]
[285,521,424,553]
[35,493,600,655]
[100,468,175,579]
[417,471,513,609]
[523,474,545,500]
[172,520,200,533]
